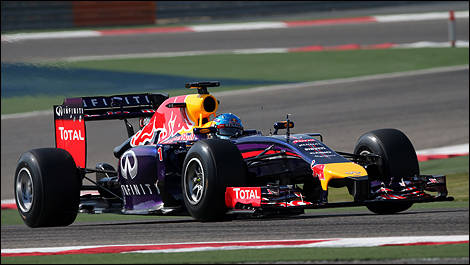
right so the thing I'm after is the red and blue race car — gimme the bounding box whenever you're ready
[14,81,452,227]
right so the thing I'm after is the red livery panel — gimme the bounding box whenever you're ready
[54,105,86,168]
[225,187,261,208]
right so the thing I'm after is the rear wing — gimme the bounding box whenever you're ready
[54,93,168,167]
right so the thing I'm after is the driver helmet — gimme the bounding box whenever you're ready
[213,113,243,139]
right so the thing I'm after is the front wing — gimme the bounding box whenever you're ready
[225,175,453,213]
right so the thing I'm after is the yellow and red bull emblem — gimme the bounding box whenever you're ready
[311,161,367,191]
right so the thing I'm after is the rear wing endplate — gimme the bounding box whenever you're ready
[54,93,168,167]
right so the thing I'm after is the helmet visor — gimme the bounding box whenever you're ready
[217,127,242,137]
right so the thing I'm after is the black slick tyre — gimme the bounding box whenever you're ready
[182,139,247,221]
[365,201,414,215]
[14,148,81,227]
[354,128,418,214]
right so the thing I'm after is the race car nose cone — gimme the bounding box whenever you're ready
[319,162,367,191]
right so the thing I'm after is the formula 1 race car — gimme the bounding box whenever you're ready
[14,81,453,227]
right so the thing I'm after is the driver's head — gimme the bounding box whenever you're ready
[213,113,243,139]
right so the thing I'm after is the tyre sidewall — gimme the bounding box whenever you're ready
[182,139,246,221]
[15,152,45,227]
[14,148,81,227]
[182,150,219,220]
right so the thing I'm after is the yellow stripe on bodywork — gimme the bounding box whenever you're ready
[320,162,367,190]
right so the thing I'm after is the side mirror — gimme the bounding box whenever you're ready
[273,121,294,135]
[274,121,294,130]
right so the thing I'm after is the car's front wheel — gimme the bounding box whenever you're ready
[182,139,247,221]
[354,129,417,214]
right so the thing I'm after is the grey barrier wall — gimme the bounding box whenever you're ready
[155,1,413,23]
[0,1,450,32]
[1,1,74,31]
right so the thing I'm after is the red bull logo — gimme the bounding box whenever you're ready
[131,96,195,146]
[311,163,325,180]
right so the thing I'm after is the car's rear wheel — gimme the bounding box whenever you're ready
[14,148,81,227]
[354,128,417,214]
[182,139,247,221]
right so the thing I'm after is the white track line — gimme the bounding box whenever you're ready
[57,41,469,62]
[1,30,101,42]
[416,144,469,156]
[130,235,470,254]
[1,199,15,205]
[1,235,468,256]
[0,110,51,120]
[190,22,287,32]
[394,40,469,48]
[374,10,469,22]
[60,47,289,62]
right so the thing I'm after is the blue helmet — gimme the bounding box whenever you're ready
[213,113,243,139]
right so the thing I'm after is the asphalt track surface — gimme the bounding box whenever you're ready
[1,3,469,252]
[1,206,469,249]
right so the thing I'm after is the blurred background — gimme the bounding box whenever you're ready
[2,1,464,31]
